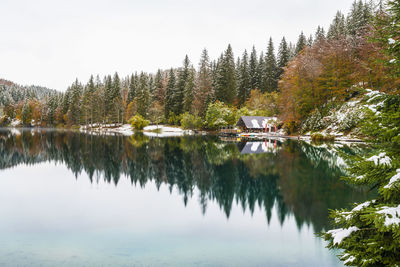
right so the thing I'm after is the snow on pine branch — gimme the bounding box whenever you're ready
[327,226,359,245]
[366,152,392,167]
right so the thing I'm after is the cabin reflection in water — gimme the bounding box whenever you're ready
[238,139,281,154]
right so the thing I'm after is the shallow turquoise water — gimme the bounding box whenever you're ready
[0,129,370,266]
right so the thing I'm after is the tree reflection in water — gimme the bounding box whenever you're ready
[0,129,371,233]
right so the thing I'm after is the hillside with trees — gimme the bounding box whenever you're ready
[0,0,398,135]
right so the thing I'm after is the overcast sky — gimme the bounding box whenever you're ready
[0,0,353,91]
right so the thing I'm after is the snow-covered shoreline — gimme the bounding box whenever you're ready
[79,124,194,137]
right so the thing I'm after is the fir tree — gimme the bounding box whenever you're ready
[277,37,290,79]
[136,72,150,118]
[238,50,251,106]
[174,55,191,115]
[194,48,213,117]
[183,67,195,112]
[327,11,346,40]
[249,46,260,90]
[264,37,278,92]
[315,26,326,43]
[165,68,175,119]
[215,44,237,105]
[295,32,307,54]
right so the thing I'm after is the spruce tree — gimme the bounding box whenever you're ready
[194,48,213,117]
[315,26,326,43]
[153,69,165,105]
[295,32,307,54]
[174,55,191,115]
[165,68,175,119]
[257,52,265,91]
[136,72,150,118]
[327,11,347,40]
[238,50,251,106]
[277,37,290,79]
[183,67,195,113]
[249,46,260,90]
[264,37,278,92]
[127,73,138,104]
[215,44,237,105]
[322,94,400,266]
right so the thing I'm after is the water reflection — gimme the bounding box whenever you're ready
[0,129,369,233]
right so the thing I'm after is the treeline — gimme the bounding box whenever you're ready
[2,0,398,132]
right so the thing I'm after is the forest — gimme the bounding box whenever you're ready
[1,0,398,133]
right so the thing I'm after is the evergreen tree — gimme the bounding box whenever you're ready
[277,37,290,79]
[68,79,83,125]
[165,68,175,119]
[346,0,372,37]
[174,55,191,115]
[136,72,150,118]
[322,94,400,266]
[295,32,307,54]
[215,44,237,105]
[127,73,138,104]
[315,26,326,43]
[238,50,251,106]
[327,11,347,40]
[194,48,213,117]
[263,37,278,92]
[183,67,196,112]
[257,52,265,91]
[153,69,165,105]
[249,46,260,90]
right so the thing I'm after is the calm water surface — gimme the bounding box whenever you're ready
[0,129,370,266]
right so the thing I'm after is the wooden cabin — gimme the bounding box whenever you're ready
[236,116,277,133]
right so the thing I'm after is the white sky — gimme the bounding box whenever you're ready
[0,0,353,91]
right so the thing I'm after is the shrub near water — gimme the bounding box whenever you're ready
[129,114,150,130]
[311,133,335,142]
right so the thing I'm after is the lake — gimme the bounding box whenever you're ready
[0,129,370,266]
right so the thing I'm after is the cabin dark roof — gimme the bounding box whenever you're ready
[236,116,277,129]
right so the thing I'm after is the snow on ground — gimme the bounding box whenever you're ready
[80,124,134,136]
[80,124,194,137]
[376,205,400,227]
[143,125,193,137]
[327,226,359,245]
[10,119,21,127]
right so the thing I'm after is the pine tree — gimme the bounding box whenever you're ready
[238,50,251,106]
[194,48,213,117]
[68,79,83,125]
[249,46,260,90]
[277,37,290,79]
[215,44,237,105]
[136,72,150,118]
[153,69,165,105]
[127,73,138,104]
[346,0,372,37]
[111,72,122,123]
[295,32,307,54]
[257,52,265,91]
[183,67,196,112]
[315,26,326,43]
[264,38,278,92]
[322,94,400,266]
[165,68,175,119]
[174,55,191,115]
[327,11,346,40]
